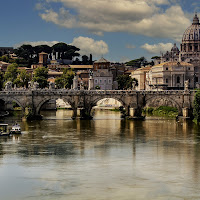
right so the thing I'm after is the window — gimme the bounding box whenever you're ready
[195,77,199,83]
[177,76,180,84]
[100,79,102,83]
[166,67,168,71]
[104,80,106,84]
[109,80,111,84]
[95,80,98,84]
[188,67,190,70]
[166,79,168,83]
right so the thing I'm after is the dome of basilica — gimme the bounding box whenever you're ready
[182,13,200,42]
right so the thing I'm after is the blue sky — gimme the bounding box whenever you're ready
[0,0,200,62]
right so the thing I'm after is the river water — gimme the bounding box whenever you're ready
[0,110,200,200]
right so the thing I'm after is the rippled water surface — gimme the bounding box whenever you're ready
[0,110,200,200]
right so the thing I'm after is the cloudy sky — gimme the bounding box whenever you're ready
[1,0,200,62]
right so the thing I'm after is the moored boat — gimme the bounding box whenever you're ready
[9,123,21,134]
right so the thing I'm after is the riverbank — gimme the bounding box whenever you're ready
[143,106,178,118]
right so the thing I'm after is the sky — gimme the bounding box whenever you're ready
[0,0,200,62]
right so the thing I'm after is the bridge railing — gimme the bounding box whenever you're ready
[0,89,196,96]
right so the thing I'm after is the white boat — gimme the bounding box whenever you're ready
[0,124,10,136]
[10,123,21,134]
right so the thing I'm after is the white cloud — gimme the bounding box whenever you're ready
[14,41,60,48]
[126,44,136,49]
[38,0,191,41]
[141,43,174,54]
[71,36,109,56]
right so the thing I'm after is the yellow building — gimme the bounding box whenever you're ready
[130,65,152,90]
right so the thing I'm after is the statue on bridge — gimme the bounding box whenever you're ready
[33,82,39,90]
[5,81,12,91]
[184,80,189,91]
[49,82,55,90]
[28,81,33,89]
[132,81,137,90]
[80,79,84,90]
[73,73,78,90]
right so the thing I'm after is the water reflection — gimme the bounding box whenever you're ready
[0,110,200,199]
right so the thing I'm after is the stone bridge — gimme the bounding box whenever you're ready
[0,89,196,119]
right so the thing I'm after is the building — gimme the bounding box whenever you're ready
[31,52,48,69]
[131,62,195,91]
[146,62,195,90]
[93,57,113,90]
[0,61,11,72]
[159,43,180,64]
[131,66,152,90]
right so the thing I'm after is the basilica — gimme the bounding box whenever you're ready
[132,13,200,90]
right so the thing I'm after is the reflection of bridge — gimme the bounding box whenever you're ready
[0,89,195,119]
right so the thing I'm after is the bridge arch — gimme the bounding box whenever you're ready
[35,97,76,118]
[0,97,25,113]
[88,96,128,117]
[144,96,182,115]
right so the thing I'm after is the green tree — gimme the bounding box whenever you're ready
[33,67,48,88]
[55,69,74,89]
[4,63,19,83]
[193,89,200,123]
[16,69,31,88]
[126,57,148,67]
[52,43,80,60]
[117,75,138,90]
[14,44,34,59]
[52,42,68,59]
[2,55,9,62]
[1,55,9,62]
[82,55,89,65]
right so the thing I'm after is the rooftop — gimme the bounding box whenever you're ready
[94,57,110,63]
[153,62,193,68]
[69,65,93,69]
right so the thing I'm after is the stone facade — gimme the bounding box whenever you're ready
[93,57,113,90]
[146,62,195,90]
[93,69,113,90]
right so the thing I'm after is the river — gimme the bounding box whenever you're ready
[0,109,200,200]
